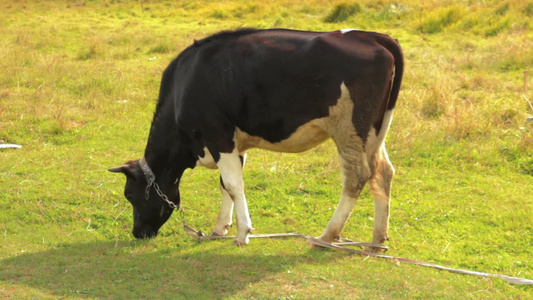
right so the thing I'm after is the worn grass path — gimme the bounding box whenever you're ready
[1,0,532,298]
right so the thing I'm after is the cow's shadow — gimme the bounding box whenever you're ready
[0,239,342,298]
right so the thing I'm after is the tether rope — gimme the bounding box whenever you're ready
[181,224,533,285]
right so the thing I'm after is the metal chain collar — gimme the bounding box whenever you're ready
[140,156,179,210]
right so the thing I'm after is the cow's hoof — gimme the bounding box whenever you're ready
[363,245,388,253]
[212,224,231,236]
[307,239,322,248]
[211,230,227,236]
[309,233,337,247]
[307,237,330,248]
[232,227,253,246]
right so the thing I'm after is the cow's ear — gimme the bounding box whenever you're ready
[108,165,128,173]
[108,160,140,178]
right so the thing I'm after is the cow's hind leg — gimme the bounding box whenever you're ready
[212,153,247,236]
[318,142,371,243]
[368,145,394,250]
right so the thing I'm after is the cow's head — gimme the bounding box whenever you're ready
[109,159,179,239]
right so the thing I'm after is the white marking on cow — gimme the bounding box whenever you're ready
[196,147,217,169]
[365,109,393,160]
[235,123,329,153]
[234,84,355,154]
[340,28,360,34]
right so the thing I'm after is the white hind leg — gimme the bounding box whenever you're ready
[314,83,372,243]
[318,142,371,243]
[369,144,394,248]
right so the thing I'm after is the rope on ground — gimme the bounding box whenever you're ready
[306,237,533,286]
[182,224,533,285]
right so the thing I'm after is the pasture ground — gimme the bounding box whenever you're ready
[1,0,532,298]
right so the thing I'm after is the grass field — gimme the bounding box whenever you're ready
[1,0,532,298]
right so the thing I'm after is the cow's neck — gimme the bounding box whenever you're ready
[143,106,182,183]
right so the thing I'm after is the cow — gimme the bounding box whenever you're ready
[109,28,404,250]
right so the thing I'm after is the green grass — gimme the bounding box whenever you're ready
[324,3,362,23]
[1,0,532,298]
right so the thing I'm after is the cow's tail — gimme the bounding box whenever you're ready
[368,34,404,146]
[377,35,404,111]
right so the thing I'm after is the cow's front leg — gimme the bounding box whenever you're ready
[212,153,246,236]
[217,150,253,245]
[212,182,234,236]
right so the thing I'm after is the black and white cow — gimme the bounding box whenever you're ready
[110,28,404,249]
